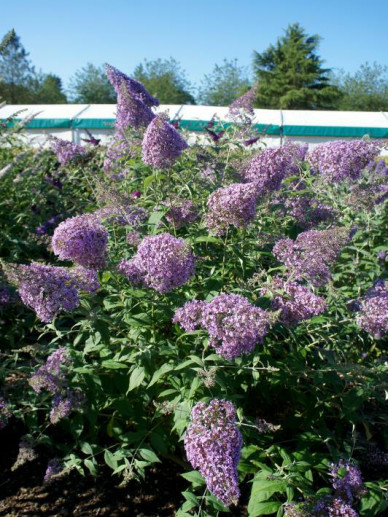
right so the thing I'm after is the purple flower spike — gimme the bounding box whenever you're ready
[184,400,242,507]
[52,214,108,269]
[307,140,381,182]
[105,63,159,107]
[205,182,259,235]
[118,233,195,293]
[50,137,86,165]
[142,116,188,169]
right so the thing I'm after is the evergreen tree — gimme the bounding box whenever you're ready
[32,73,67,103]
[0,31,35,103]
[334,62,388,111]
[133,58,195,105]
[68,63,116,103]
[253,23,339,109]
[197,59,251,106]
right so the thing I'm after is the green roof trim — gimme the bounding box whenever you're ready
[72,118,115,129]
[6,118,71,129]
[282,125,388,138]
[2,118,388,138]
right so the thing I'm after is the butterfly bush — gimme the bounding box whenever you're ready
[0,396,11,429]
[260,277,327,325]
[205,182,259,235]
[30,348,83,424]
[273,228,349,287]
[142,116,188,169]
[184,400,242,507]
[242,142,307,193]
[174,293,271,359]
[118,233,195,293]
[163,198,198,229]
[307,140,381,182]
[281,195,335,229]
[44,458,63,484]
[228,83,258,122]
[330,460,366,504]
[52,214,108,269]
[105,63,159,107]
[6,263,99,322]
[356,280,388,339]
[50,137,86,165]
[105,64,157,131]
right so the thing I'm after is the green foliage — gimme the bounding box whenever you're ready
[197,58,251,106]
[31,73,67,103]
[0,31,36,103]
[133,58,196,105]
[253,23,340,109]
[68,63,116,103]
[333,62,388,111]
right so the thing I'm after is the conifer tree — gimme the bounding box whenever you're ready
[253,23,339,109]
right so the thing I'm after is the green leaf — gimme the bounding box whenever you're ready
[104,450,118,470]
[148,364,174,387]
[139,448,161,463]
[84,458,98,476]
[181,470,205,485]
[248,501,282,516]
[101,360,129,370]
[127,366,145,392]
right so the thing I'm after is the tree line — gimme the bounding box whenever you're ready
[1,25,388,110]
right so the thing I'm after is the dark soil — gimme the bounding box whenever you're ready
[0,424,248,516]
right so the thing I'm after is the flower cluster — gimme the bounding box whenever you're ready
[330,460,366,504]
[11,436,37,471]
[30,348,83,424]
[273,228,349,286]
[118,233,195,293]
[184,400,242,506]
[105,63,159,107]
[205,182,259,235]
[242,142,307,193]
[163,198,198,229]
[44,458,63,484]
[52,214,108,269]
[0,396,11,429]
[142,116,188,169]
[356,280,388,339]
[7,263,99,322]
[228,83,258,122]
[36,214,64,236]
[105,64,157,131]
[285,460,365,516]
[174,293,270,359]
[260,277,327,325]
[307,140,381,182]
[50,137,86,165]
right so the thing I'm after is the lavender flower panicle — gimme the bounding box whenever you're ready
[184,400,242,506]
[52,214,108,269]
[105,63,159,107]
[242,142,307,194]
[118,233,195,293]
[356,280,388,339]
[307,140,381,182]
[103,133,136,174]
[273,228,349,287]
[50,389,83,424]
[330,460,366,504]
[11,436,37,471]
[205,182,259,235]
[29,347,70,394]
[228,83,258,121]
[44,458,63,484]
[260,277,327,325]
[0,396,11,429]
[115,83,155,132]
[142,115,188,169]
[174,294,271,359]
[6,263,99,322]
[50,137,86,165]
[92,204,147,228]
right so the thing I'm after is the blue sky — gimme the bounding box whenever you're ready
[1,0,388,92]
